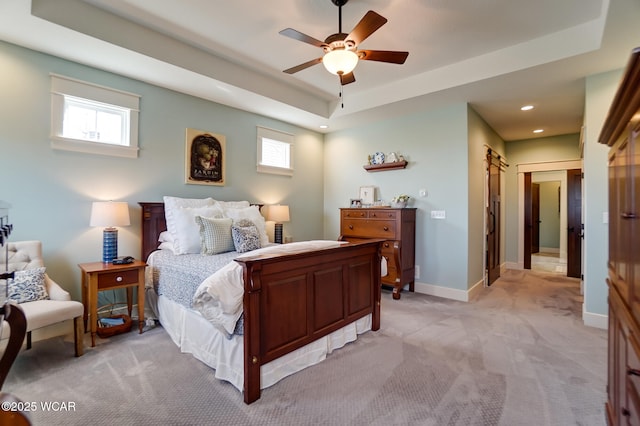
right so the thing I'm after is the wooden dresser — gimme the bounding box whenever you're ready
[599,47,640,426]
[339,207,416,299]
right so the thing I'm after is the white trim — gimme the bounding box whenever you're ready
[256,126,294,176]
[583,308,608,330]
[414,280,481,303]
[50,74,140,158]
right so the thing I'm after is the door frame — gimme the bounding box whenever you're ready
[517,160,582,270]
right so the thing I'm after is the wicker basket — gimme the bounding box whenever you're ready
[96,314,132,338]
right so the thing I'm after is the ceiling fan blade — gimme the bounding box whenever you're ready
[347,11,387,46]
[279,28,328,48]
[340,72,356,85]
[358,50,409,64]
[283,58,323,74]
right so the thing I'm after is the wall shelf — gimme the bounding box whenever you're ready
[363,160,408,172]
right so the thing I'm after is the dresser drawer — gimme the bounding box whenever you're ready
[342,209,368,219]
[629,334,640,395]
[342,219,397,239]
[369,210,397,220]
[97,269,139,289]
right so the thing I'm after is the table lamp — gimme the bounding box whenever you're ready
[90,201,130,262]
[267,205,290,244]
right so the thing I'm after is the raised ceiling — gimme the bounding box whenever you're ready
[1,0,640,140]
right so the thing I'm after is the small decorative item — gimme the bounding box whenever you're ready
[390,194,410,208]
[359,186,376,205]
[185,128,225,186]
[350,199,362,208]
[386,152,399,163]
[371,152,385,165]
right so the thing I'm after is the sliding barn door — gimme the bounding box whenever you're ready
[486,152,501,285]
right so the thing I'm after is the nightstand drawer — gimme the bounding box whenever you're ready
[97,269,139,289]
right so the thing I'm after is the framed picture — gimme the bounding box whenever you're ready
[185,128,225,186]
[359,186,375,205]
[350,199,362,208]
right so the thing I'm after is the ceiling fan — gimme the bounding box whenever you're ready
[279,0,409,86]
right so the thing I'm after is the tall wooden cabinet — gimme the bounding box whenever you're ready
[339,207,416,299]
[599,47,640,426]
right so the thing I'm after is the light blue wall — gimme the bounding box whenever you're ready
[0,41,325,301]
[324,103,473,292]
[538,181,561,249]
[467,107,506,287]
[584,68,622,316]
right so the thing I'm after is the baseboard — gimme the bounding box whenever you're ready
[414,281,477,302]
[505,261,522,270]
[583,308,608,330]
[539,247,560,254]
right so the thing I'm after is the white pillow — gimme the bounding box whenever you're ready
[158,231,174,243]
[217,200,250,210]
[158,241,176,253]
[223,205,269,247]
[170,205,224,254]
[163,196,216,240]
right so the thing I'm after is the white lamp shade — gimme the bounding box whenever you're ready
[267,205,290,223]
[90,201,131,228]
[322,49,359,75]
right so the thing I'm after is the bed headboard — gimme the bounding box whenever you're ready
[139,202,167,261]
[138,202,265,262]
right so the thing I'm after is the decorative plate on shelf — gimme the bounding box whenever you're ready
[386,152,398,163]
[372,152,385,165]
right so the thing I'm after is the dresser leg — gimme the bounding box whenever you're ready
[393,287,401,300]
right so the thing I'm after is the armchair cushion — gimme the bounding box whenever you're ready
[8,267,49,303]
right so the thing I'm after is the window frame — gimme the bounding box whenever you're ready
[256,126,294,176]
[50,74,140,158]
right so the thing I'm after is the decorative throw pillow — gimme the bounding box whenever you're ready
[231,219,261,253]
[195,216,235,255]
[8,267,49,304]
[169,205,225,254]
[223,205,269,247]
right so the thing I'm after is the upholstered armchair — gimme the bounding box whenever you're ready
[1,241,83,356]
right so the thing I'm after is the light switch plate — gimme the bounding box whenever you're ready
[431,210,446,219]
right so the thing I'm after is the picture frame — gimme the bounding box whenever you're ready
[185,128,225,186]
[350,199,362,208]
[359,186,375,205]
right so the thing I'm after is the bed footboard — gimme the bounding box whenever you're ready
[236,240,382,404]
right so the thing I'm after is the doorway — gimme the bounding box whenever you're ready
[517,160,583,275]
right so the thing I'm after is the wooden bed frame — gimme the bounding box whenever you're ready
[139,202,382,404]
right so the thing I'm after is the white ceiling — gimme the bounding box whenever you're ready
[1,0,640,141]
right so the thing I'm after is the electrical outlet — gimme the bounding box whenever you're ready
[431,210,446,219]
[415,265,420,279]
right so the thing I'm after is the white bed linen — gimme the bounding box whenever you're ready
[157,294,372,391]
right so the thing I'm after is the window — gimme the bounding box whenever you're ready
[257,126,294,176]
[50,74,140,158]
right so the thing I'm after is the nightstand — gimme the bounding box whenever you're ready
[78,260,146,347]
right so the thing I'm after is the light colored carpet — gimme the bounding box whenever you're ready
[3,269,606,425]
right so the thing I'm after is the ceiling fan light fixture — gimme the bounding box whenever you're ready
[322,49,358,75]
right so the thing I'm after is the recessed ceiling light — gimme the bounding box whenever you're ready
[319,125,328,129]
[533,129,544,133]
[521,105,534,111]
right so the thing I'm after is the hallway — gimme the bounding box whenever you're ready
[531,250,567,275]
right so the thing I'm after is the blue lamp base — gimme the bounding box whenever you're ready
[102,228,118,263]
